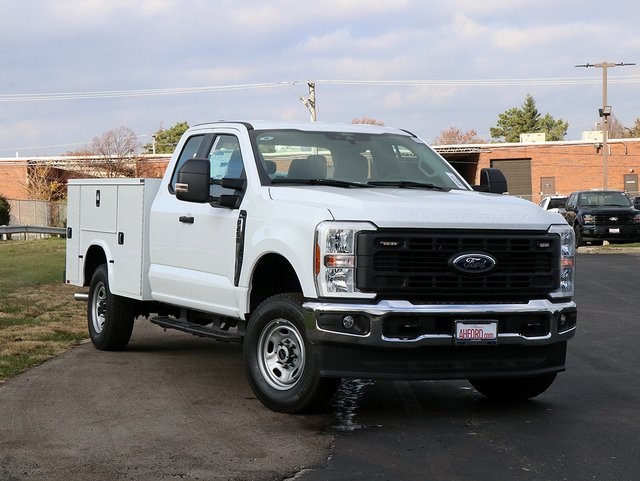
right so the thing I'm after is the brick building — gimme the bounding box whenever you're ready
[0,154,172,201]
[438,137,640,204]
[2,139,640,207]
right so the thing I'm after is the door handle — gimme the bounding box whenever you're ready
[179,216,194,224]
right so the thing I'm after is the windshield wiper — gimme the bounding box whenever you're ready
[366,180,448,191]
[271,178,373,188]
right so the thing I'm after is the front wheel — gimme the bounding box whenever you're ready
[87,264,135,351]
[469,373,557,401]
[243,293,340,413]
[574,225,584,247]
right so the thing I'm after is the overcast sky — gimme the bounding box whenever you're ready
[1,0,639,157]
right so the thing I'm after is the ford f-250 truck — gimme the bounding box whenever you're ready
[65,121,577,413]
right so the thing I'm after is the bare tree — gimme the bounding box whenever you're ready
[433,126,485,145]
[352,117,385,126]
[88,126,139,177]
[596,114,627,139]
[27,164,67,201]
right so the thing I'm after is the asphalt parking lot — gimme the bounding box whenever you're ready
[0,321,332,481]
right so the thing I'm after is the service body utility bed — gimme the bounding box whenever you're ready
[65,121,577,413]
[66,178,161,299]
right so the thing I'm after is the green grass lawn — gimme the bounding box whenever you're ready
[0,238,87,380]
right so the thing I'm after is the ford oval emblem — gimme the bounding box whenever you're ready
[450,252,497,275]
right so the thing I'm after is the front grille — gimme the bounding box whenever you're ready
[592,214,637,225]
[356,230,559,302]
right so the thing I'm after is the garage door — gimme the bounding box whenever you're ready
[491,159,532,200]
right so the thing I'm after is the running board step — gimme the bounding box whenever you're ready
[150,316,243,343]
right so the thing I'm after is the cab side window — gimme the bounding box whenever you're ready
[207,134,245,201]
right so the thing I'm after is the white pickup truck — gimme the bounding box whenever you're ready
[65,121,577,413]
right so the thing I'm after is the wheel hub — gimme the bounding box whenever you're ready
[276,340,297,367]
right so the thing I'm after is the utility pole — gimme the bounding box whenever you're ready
[300,81,317,121]
[575,62,635,189]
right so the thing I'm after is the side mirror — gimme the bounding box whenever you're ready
[473,168,508,194]
[175,158,211,203]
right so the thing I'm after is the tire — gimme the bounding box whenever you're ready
[469,372,557,401]
[243,293,340,413]
[87,264,135,351]
[574,225,584,247]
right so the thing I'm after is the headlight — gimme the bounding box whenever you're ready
[314,221,377,298]
[633,213,640,224]
[549,224,575,299]
[582,214,595,224]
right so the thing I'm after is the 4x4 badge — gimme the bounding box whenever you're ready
[450,252,497,274]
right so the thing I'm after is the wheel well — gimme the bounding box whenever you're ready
[249,254,302,313]
[83,245,107,286]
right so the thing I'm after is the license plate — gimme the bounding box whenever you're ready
[609,228,620,234]
[455,321,498,345]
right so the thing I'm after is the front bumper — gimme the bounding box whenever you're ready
[303,299,576,379]
[579,223,640,242]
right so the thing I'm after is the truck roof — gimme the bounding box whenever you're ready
[190,120,414,136]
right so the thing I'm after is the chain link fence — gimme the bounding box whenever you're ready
[1,199,66,240]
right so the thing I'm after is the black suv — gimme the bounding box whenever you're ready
[563,190,640,247]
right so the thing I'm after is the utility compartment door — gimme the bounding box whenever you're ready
[80,185,118,233]
[111,184,146,297]
[64,183,81,285]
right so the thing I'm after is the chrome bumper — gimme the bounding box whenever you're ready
[303,298,577,348]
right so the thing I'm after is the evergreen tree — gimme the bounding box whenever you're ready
[625,118,640,138]
[0,195,11,226]
[490,94,568,142]
[144,121,189,154]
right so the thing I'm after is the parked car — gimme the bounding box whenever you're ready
[539,195,567,213]
[562,190,640,247]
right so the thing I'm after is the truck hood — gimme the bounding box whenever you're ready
[268,186,565,230]
[579,206,637,215]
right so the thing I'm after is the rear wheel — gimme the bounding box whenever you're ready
[87,264,135,351]
[243,293,340,413]
[469,373,557,401]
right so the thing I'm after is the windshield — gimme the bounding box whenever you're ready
[250,129,469,191]
[578,191,631,207]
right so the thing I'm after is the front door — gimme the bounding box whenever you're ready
[149,128,247,317]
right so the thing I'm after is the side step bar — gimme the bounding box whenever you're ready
[150,316,243,343]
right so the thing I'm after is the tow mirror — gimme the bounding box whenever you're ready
[473,168,508,194]
[175,158,212,203]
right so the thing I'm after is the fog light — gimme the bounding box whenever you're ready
[342,315,356,329]
[557,310,577,333]
[558,313,571,332]
[316,313,370,336]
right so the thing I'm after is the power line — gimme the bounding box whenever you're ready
[0,81,296,102]
[2,75,640,103]
[315,76,640,87]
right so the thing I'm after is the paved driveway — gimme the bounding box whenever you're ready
[0,321,332,481]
